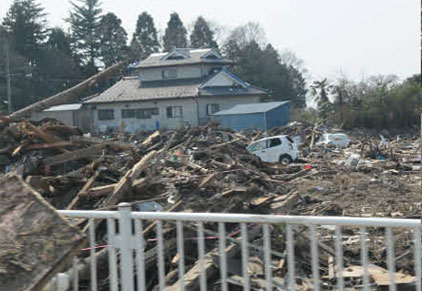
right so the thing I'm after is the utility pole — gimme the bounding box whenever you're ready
[4,40,12,113]
[419,0,422,221]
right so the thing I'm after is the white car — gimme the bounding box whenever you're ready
[247,135,299,164]
[317,133,350,148]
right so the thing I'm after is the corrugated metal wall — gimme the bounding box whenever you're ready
[265,102,290,129]
[214,113,265,131]
[214,103,290,131]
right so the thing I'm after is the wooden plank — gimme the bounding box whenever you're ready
[80,184,115,198]
[25,141,74,150]
[166,225,263,291]
[101,150,156,208]
[0,175,84,291]
[140,130,160,146]
[165,243,237,291]
[66,171,100,210]
[42,146,102,166]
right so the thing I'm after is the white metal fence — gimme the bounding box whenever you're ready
[54,202,421,291]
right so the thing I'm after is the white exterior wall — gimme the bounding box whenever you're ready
[31,110,75,125]
[92,98,198,133]
[139,65,216,82]
[197,95,261,124]
[91,95,263,133]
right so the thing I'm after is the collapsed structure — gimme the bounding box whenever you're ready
[1,50,419,290]
[0,115,420,289]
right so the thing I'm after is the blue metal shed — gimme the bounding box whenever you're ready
[212,101,291,131]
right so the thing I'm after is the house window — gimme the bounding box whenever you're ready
[98,109,114,120]
[121,109,136,119]
[136,108,159,119]
[166,106,183,118]
[206,104,220,115]
[162,69,177,79]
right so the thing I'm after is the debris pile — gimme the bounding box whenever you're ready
[0,118,420,290]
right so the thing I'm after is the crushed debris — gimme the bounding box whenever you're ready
[0,118,420,290]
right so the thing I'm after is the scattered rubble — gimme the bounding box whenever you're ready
[0,118,420,290]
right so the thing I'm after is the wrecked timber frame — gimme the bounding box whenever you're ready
[54,203,422,291]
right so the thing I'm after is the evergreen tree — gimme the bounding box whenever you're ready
[33,29,80,100]
[163,13,187,51]
[67,0,102,74]
[97,12,128,67]
[130,12,160,61]
[47,27,73,55]
[2,0,47,64]
[223,32,307,108]
[2,0,48,110]
[311,79,333,118]
[190,16,217,48]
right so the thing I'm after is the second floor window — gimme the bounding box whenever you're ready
[98,109,114,120]
[162,69,177,79]
[206,104,220,115]
[166,106,183,118]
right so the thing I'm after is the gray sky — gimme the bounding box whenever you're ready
[1,0,419,81]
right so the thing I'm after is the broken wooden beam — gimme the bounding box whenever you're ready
[42,146,103,166]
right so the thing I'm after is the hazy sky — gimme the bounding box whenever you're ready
[1,0,419,81]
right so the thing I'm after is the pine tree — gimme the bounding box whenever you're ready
[163,13,187,51]
[67,0,102,74]
[2,0,47,64]
[222,25,308,107]
[47,28,72,55]
[97,12,128,67]
[190,16,217,48]
[37,28,82,98]
[130,12,160,61]
[2,0,48,110]
[311,79,333,118]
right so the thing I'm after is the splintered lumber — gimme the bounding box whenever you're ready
[101,150,157,207]
[338,265,416,287]
[67,170,100,210]
[10,62,125,118]
[0,175,84,291]
[166,225,262,291]
[165,243,236,291]
[42,146,103,166]
[81,184,115,198]
[141,130,160,146]
[57,238,178,288]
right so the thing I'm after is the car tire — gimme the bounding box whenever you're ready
[279,154,293,165]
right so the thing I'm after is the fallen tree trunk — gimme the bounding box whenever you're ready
[10,62,125,119]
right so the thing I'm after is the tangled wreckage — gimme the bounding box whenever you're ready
[0,64,420,290]
[0,115,420,290]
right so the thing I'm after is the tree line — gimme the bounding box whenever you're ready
[0,0,307,111]
[310,74,421,129]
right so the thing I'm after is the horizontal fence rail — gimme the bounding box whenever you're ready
[53,203,421,291]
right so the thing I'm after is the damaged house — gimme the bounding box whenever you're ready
[84,48,269,133]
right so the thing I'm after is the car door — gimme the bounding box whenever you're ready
[250,140,269,161]
[265,138,282,163]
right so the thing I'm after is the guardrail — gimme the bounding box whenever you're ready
[54,203,421,291]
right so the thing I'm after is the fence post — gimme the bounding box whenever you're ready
[118,202,134,291]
